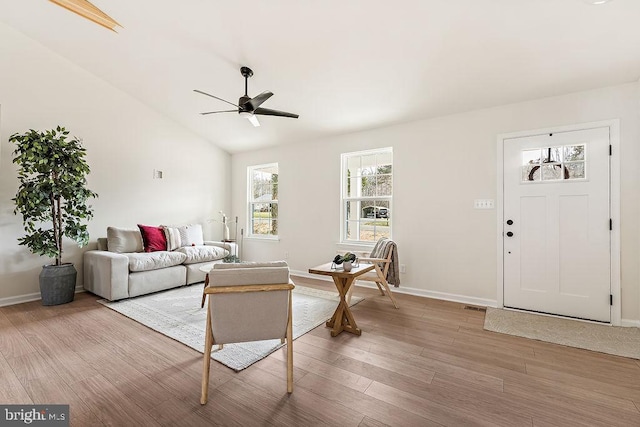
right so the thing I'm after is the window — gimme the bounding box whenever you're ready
[248,163,278,238]
[522,145,586,182]
[341,148,392,243]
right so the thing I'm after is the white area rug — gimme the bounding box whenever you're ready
[99,284,363,371]
[484,308,640,359]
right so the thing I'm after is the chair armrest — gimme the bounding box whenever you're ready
[83,250,129,301]
[204,241,236,253]
[359,257,390,264]
[204,283,294,294]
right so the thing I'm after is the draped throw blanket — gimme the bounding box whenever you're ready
[370,237,400,287]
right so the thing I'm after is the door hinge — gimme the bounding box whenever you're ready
[610,219,613,230]
[610,294,613,306]
[609,145,612,156]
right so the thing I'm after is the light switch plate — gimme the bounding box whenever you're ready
[474,199,494,209]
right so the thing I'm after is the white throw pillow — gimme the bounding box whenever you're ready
[179,224,204,247]
[163,226,182,251]
[107,227,144,253]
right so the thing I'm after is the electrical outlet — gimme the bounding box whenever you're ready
[284,251,289,259]
[400,264,406,274]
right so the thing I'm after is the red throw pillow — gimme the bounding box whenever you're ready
[137,224,167,252]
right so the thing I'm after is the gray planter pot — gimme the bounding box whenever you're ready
[39,263,77,306]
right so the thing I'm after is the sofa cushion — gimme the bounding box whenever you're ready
[178,224,204,246]
[126,251,187,272]
[138,224,168,252]
[107,227,144,253]
[174,245,228,265]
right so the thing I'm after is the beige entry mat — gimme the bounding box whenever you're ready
[484,307,640,360]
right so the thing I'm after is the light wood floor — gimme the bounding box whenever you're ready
[1,276,639,426]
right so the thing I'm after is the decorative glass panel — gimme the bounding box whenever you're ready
[565,162,585,179]
[523,165,540,182]
[564,145,585,162]
[522,149,541,166]
[542,164,563,181]
[542,147,562,163]
[522,145,586,183]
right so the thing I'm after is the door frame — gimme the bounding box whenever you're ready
[496,119,621,325]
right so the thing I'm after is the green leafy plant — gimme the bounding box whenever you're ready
[333,252,356,265]
[10,127,98,266]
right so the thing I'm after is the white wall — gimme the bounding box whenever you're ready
[231,82,640,322]
[0,23,230,303]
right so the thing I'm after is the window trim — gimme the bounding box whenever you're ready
[247,162,279,240]
[340,147,393,243]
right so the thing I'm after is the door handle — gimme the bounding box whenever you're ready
[506,231,514,237]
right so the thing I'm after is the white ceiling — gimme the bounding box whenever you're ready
[1,0,639,153]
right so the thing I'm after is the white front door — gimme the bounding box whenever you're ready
[503,127,611,322]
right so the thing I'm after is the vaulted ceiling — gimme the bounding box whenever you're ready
[1,0,639,153]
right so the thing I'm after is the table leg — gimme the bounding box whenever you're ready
[327,276,361,336]
[201,273,209,308]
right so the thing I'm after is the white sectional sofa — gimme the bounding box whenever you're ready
[83,225,234,301]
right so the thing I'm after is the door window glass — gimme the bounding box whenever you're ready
[521,144,585,182]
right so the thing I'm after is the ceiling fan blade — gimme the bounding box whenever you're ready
[253,107,299,119]
[247,114,260,127]
[200,110,237,115]
[244,91,273,111]
[193,89,239,108]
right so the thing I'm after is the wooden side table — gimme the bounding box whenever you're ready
[308,262,375,336]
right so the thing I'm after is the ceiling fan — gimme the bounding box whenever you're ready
[194,66,299,127]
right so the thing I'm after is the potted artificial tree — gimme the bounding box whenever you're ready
[10,127,98,306]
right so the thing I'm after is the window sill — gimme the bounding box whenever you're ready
[337,242,375,251]
[245,236,280,242]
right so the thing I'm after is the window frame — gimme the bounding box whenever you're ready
[340,147,393,244]
[247,162,279,240]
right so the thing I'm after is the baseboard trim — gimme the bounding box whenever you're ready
[0,286,85,307]
[290,270,498,308]
[621,319,640,328]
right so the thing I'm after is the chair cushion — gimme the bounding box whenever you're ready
[173,245,228,264]
[209,262,289,286]
[212,261,288,270]
[126,251,187,272]
[107,227,144,253]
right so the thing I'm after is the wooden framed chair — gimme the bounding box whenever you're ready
[346,238,400,309]
[201,261,294,404]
